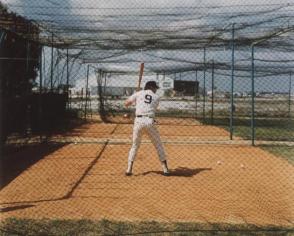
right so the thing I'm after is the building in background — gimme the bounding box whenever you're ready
[173,80,199,96]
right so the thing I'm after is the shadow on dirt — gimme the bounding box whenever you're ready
[140,167,212,177]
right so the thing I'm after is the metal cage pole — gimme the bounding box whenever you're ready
[0,31,5,45]
[25,39,30,90]
[39,46,43,141]
[195,69,198,119]
[50,33,54,91]
[66,48,70,109]
[26,29,31,136]
[211,60,215,124]
[56,50,59,88]
[249,27,294,145]
[230,23,235,140]
[26,34,30,80]
[97,69,106,121]
[251,45,256,146]
[42,44,46,90]
[39,48,43,94]
[203,47,206,122]
[66,49,69,87]
[289,72,292,118]
[104,72,108,108]
[84,65,90,120]
[104,72,107,94]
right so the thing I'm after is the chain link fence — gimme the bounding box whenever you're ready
[1,1,294,235]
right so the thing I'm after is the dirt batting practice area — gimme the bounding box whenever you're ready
[1,118,293,228]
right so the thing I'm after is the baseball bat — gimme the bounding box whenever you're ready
[137,62,144,91]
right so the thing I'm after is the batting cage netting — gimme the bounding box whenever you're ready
[0,0,293,235]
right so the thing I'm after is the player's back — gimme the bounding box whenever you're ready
[135,90,160,116]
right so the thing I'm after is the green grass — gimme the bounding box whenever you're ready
[232,126,294,141]
[261,145,294,165]
[213,117,294,165]
[0,218,293,236]
[210,117,294,142]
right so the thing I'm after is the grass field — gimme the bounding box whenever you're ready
[1,218,293,236]
[209,117,294,141]
[261,145,294,165]
[216,117,294,165]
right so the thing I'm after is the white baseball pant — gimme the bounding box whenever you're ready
[128,117,166,163]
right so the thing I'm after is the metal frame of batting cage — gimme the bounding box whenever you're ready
[250,26,294,146]
[16,22,294,147]
[186,23,294,146]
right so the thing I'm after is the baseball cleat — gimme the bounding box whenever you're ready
[125,161,133,176]
[161,160,169,176]
[163,171,170,176]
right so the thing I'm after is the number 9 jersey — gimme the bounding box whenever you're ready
[126,89,160,116]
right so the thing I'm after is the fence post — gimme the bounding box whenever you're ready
[97,69,106,122]
[39,47,43,95]
[211,60,215,124]
[66,48,70,109]
[195,69,198,119]
[0,31,5,45]
[203,47,206,122]
[289,72,292,118]
[66,48,69,88]
[26,28,31,136]
[26,33,30,80]
[39,45,43,141]
[104,71,107,94]
[251,45,256,146]
[50,33,54,91]
[248,27,294,145]
[230,23,235,140]
[84,65,90,120]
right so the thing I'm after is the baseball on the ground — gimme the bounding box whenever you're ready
[123,113,130,118]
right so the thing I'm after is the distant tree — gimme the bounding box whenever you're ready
[0,3,41,144]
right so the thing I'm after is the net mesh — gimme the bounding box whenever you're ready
[0,1,294,234]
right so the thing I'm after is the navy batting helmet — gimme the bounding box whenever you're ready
[144,81,159,90]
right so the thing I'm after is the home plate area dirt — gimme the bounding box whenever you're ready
[0,121,293,228]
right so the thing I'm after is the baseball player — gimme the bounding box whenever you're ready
[124,81,169,176]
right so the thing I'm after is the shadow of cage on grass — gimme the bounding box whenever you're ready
[0,218,293,236]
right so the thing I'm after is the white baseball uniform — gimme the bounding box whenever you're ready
[127,89,166,163]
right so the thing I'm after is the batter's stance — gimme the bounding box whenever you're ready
[124,81,169,176]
